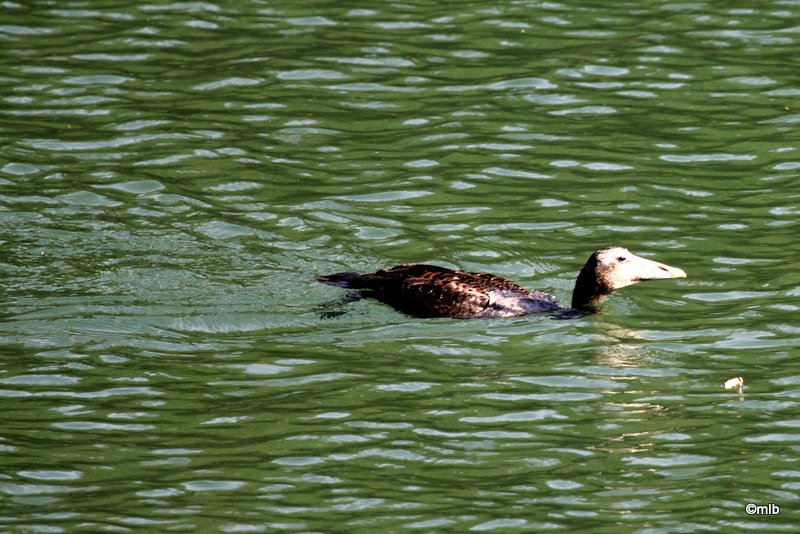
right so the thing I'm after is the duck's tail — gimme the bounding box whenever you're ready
[317,271,364,289]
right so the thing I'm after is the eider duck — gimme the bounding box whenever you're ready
[317,246,686,318]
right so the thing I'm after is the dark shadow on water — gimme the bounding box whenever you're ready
[314,291,363,319]
[550,308,588,320]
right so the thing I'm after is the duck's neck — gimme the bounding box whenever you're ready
[570,261,612,309]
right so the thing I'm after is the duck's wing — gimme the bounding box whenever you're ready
[400,269,496,317]
[319,264,559,318]
[399,267,557,318]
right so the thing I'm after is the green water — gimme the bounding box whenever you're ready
[2,0,800,532]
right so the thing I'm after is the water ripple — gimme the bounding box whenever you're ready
[2,1,800,531]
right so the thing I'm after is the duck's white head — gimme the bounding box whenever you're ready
[572,246,686,308]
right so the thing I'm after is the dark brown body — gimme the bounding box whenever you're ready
[318,263,560,318]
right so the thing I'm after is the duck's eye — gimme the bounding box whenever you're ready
[617,256,627,262]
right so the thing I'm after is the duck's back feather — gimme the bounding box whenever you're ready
[318,264,560,318]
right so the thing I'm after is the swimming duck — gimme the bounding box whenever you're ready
[317,246,686,318]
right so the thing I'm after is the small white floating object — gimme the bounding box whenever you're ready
[724,376,744,390]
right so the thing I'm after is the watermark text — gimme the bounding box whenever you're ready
[745,503,780,515]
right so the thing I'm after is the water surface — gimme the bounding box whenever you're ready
[2,1,800,532]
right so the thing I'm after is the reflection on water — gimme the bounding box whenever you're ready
[2,0,800,531]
